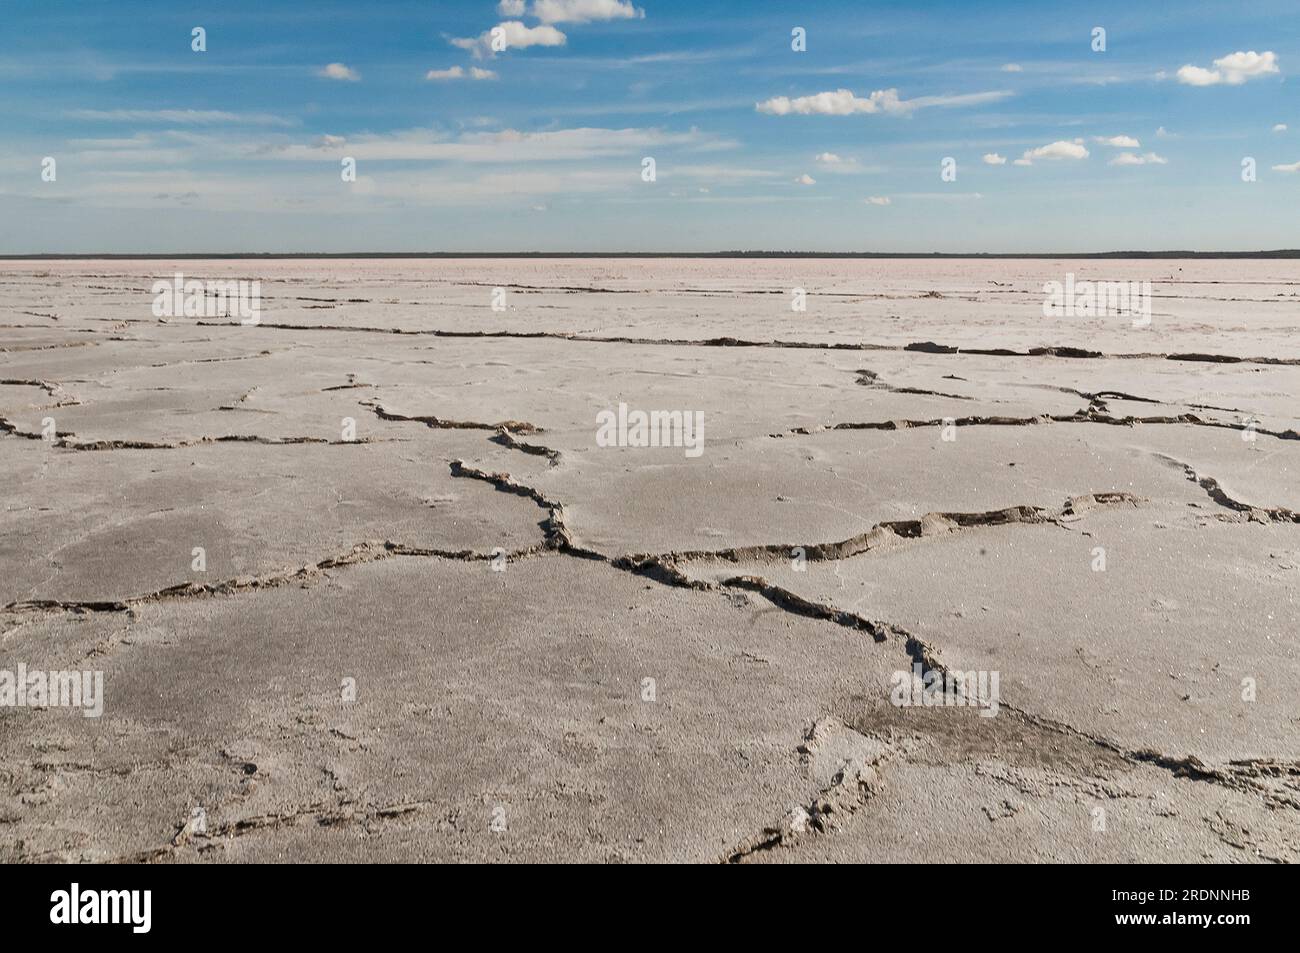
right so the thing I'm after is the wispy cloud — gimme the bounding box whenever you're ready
[810,152,882,173]
[63,109,295,127]
[755,87,1010,116]
[265,126,733,163]
[1109,151,1167,166]
[426,66,498,80]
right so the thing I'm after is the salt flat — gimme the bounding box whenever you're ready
[1,258,1297,863]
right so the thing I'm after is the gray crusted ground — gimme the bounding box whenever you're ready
[1,259,1297,863]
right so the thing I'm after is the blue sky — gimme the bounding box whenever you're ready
[1,0,1296,252]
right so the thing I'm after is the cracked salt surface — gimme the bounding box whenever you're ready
[1,259,1298,863]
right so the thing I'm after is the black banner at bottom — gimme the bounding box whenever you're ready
[0,863,1282,938]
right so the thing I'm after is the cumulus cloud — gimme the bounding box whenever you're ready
[982,153,1007,165]
[1176,50,1279,86]
[864,196,891,205]
[451,21,567,58]
[1109,152,1168,166]
[1176,65,1220,86]
[794,173,816,185]
[758,88,897,116]
[1271,161,1300,172]
[530,0,643,24]
[1015,140,1089,165]
[1273,123,1288,132]
[1094,135,1140,147]
[815,152,844,164]
[1001,63,1023,72]
[755,87,1010,116]
[498,0,527,13]
[318,63,360,81]
[1214,49,1280,81]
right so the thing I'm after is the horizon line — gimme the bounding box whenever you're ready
[4,250,1300,260]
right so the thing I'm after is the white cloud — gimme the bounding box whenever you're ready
[1215,50,1281,82]
[864,196,891,205]
[385,168,633,200]
[266,126,732,163]
[795,173,816,185]
[498,0,527,14]
[982,152,1007,165]
[663,164,777,182]
[1176,65,1220,86]
[756,87,1010,116]
[1176,50,1279,86]
[452,21,567,58]
[63,109,293,127]
[530,0,643,24]
[810,151,879,174]
[758,88,894,116]
[1001,63,1023,72]
[1109,152,1168,166]
[318,63,360,81]
[9,159,655,211]
[427,66,498,80]
[1273,123,1288,133]
[1156,126,1171,137]
[1016,140,1089,165]
[1271,161,1300,173]
[1094,135,1140,147]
